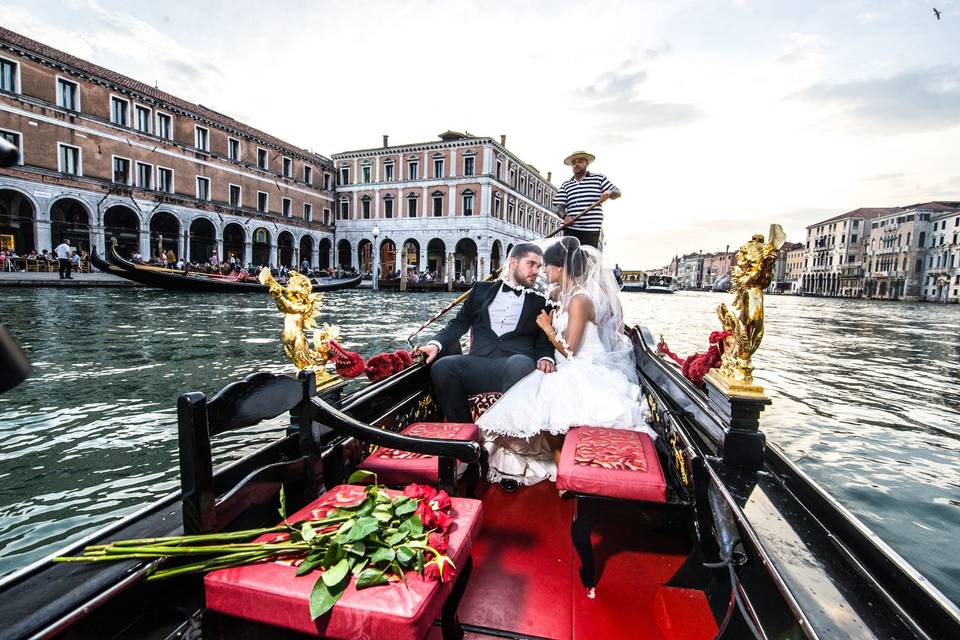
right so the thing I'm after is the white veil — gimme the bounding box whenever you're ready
[536,237,638,383]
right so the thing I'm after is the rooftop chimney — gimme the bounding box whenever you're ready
[500,134,506,146]
[547,171,552,182]
[382,134,389,148]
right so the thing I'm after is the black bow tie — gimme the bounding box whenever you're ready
[502,283,523,297]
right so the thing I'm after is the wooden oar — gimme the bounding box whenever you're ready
[405,198,605,348]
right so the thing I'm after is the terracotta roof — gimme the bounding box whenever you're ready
[898,201,960,212]
[781,242,805,251]
[0,26,327,164]
[809,207,900,227]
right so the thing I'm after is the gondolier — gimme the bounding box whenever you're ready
[553,150,620,249]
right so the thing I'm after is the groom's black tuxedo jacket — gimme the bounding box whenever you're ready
[431,281,554,361]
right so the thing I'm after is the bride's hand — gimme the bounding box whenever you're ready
[536,309,553,333]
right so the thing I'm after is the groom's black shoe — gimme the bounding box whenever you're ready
[499,478,520,493]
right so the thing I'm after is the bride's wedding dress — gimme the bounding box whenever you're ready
[477,291,652,486]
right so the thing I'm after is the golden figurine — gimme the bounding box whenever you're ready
[259,268,340,387]
[707,224,786,397]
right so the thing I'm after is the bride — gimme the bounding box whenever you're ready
[477,237,652,488]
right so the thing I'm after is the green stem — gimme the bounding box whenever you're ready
[54,554,167,562]
[100,542,307,556]
[146,550,275,581]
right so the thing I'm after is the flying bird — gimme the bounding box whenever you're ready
[933,8,941,20]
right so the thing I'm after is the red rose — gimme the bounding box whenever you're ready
[431,490,452,511]
[427,532,449,554]
[403,484,437,501]
[423,561,441,581]
[423,558,457,583]
[415,501,439,528]
[435,510,454,532]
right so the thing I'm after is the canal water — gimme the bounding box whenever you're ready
[0,288,957,606]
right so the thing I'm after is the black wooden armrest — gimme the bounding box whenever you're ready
[310,397,481,464]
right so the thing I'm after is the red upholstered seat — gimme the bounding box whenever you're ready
[468,392,501,421]
[205,484,483,639]
[358,422,479,485]
[556,427,666,503]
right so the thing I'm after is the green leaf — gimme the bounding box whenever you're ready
[309,573,348,620]
[347,541,366,557]
[322,558,350,587]
[278,484,287,520]
[396,546,415,566]
[385,530,408,546]
[321,542,342,569]
[344,516,379,542]
[409,515,423,536]
[394,498,417,517]
[347,469,377,484]
[336,497,371,513]
[369,546,395,565]
[296,552,325,576]
[372,510,393,524]
[358,500,376,517]
[351,558,369,576]
[355,568,389,590]
[301,522,316,543]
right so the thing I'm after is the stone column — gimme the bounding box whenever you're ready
[177,233,185,262]
[270,243,278,268]
[293,246,300,268]
[139,224,151,259]
[311,241,319,268]
[216,234,224,262]
[243,240,253,267]
[34,217,52,253]
[184,230,191,262]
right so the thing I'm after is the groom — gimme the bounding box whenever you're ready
[416,243,556,424]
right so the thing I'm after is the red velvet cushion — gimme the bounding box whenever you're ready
[468,392,502,421]
[205,485,483,639]
[359,422,479,485]
[556,427,666,503]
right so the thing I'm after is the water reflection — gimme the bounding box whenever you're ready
[0,288,957,606]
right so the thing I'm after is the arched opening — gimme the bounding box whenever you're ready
[103,205,141,258]
[223,222,245,265]
[506,243,514,259]
[454,238,478,282]
[490,240,502,272]
[49,198,91,255]
[277,231,295,268]
[252,227,271,267]
[299,235,314,270]
[337,239,352,269]
[0,189,36,255]
[427,238,446,280]
[149,211,180,261]
[318,238,331,270]
[358,239,372,275]
[401,238,420,272]
[379,238,397,279]
[189,217,216,263]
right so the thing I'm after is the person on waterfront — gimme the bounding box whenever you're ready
[209,251,219,268]
[300,258,310,272]
[553,151,620,249]
[71,250,80,272]
[614,263,623,286]
[54,238,72,279]
[477,237,649,488]
[414,244,556,454]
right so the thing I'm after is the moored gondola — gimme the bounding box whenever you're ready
[104,240,362,293]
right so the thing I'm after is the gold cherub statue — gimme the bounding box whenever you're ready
[259,268,340,386]
[711,224,786,395]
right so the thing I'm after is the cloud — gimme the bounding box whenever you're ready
[791,65,960,133]
[774,33,826,65]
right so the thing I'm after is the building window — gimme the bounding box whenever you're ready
[282,197,292,217]
[112,156,131,184]
[361,163,371,184]
[195,126,209,152]
[229,184,241,207]
[257,147,268,170]
[494,195,502,218]
[157,167,173,193]
[339,166,349,185]
[384,196,394,219]
[433,158,444,178]
[304,203,312,222]
[407,161,418,180]
[196,176,211,201]
[462,190,474,216]
[407,194,418,217]
[0,58,18,93]
[338,198,349,220]
[361,196,371,219]
[282,157,292,178]
[134,105,151,133]
[304,165,313,184]
[110,96,130,126]
[56,77,79,111]
[432,191,443,217]
[323,173,332,190]
[257,191,269,213]
[323,208,330,225]
[58,143,83,176]
[495,159,502,179]
[135,162,152,189]
[156,112,172,140]
[463,156,475,176]
[0,130,22,164]
[228,137,240,161]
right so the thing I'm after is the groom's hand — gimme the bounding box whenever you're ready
[415,344,439,364]
[537,359,556,374]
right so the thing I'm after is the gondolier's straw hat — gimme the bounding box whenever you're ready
[564,150,595,166]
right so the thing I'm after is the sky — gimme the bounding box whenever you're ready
[5,0,960,268]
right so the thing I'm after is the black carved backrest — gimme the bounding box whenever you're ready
[177,370,318,535]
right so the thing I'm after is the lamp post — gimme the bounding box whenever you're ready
[372,224,380,293]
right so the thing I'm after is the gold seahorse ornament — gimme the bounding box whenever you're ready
[259,268,340,386]
[710,224,785,395]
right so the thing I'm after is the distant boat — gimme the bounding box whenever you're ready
[646,274,675,294]
[712,273,731,292]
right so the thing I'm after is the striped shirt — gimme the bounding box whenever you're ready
[553,172,618,231]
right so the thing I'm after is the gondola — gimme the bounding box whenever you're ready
[0,323,957,640]
[104,241,362,293]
